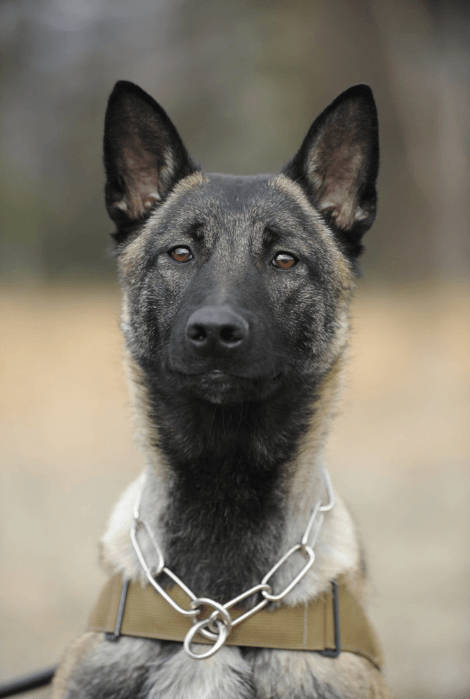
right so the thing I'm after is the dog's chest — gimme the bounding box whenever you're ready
[67,633,387,699]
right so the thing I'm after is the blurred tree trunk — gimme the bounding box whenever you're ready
[372,0,470,278]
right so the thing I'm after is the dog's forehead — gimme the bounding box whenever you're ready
[177,174,340,256]
[163,172,322,232]
[203,173,273,207]
[178,173,312,216]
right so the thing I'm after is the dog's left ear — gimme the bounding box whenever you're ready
[283,85,379,257]
[104,81,197,233]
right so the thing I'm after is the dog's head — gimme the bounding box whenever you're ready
[104,82,378,406]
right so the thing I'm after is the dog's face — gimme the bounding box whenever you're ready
[104,82,378,406]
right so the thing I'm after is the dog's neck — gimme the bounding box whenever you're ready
[102,355,360,602]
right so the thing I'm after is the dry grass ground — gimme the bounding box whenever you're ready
[1,282,469,698]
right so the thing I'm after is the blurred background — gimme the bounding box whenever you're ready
[1,1,469,697]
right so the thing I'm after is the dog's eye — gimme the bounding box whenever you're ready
[272,252,297,270]
[169,246,193,263]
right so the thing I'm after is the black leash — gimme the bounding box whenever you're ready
[0,666,57,697]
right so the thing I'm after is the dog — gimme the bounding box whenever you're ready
[52,81,393,698]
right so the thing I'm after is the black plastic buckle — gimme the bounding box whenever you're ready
[105,578,130,642]
[319,580,341,658]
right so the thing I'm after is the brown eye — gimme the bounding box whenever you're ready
[272,252,297,269]
[169,246,193,263]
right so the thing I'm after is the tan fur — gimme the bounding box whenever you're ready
[270,174,356,295]
[253,650,393,698]
[118,171,206,281]
[122,350,170,477]
[51,633,100,698]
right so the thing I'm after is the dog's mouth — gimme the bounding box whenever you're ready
[171,367,283,404]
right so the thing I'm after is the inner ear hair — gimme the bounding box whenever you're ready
[103,81,196,231]
[311,142,372,230]
[108,140,163,221]
[284,84,379,248]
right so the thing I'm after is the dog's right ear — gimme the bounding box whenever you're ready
[104,81,197,235]
[283,85,379,258]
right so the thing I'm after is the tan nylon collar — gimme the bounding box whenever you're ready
[88,574,383,669]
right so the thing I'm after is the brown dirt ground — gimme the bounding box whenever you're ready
[1,282,469,698]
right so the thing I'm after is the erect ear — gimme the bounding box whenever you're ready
[103,81,197,232]
[283,85,379,257]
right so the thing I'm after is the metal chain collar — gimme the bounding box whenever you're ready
[130,469,335,660]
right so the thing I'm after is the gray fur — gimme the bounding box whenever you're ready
[61,637,256,699]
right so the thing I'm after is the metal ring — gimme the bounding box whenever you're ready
[190,597,232,641]
[184,618,229,660]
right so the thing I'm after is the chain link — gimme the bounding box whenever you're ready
[130,468,334,659]
[261,543,315,602]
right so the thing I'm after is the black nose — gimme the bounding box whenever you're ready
[186,305,249,355]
